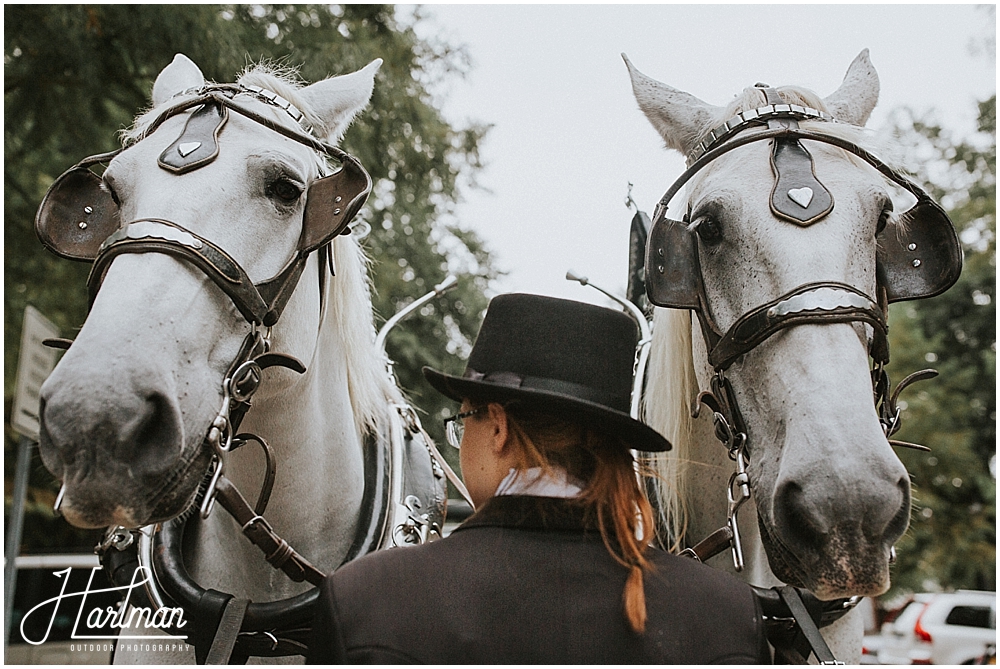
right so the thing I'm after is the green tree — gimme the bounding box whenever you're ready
[884,96,996,595]
[5,5,493,551]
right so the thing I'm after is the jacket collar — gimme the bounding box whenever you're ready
[453,495,598,534]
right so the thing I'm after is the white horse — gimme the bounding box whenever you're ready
[36,54,417,663]
[627,51,938,662]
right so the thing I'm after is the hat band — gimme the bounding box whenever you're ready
[464,369,630,412]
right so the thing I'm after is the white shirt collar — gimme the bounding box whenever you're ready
[494,466,584,499]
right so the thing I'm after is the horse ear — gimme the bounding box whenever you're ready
[299,59,382,144]
[823,49,880,127]
[623,53,722,157]
[152,54,206,106]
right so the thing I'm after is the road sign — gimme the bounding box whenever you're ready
[11,305,61,442]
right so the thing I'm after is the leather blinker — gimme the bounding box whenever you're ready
[300,157,372,252]
[877,197,963,303]
[645,208,705,312]
[35,152,122,261]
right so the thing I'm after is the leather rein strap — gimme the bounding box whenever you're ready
[214,476,325,586]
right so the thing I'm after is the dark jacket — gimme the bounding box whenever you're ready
[308,495,770,664]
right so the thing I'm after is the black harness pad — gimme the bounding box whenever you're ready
[158,102,228,174]
[769,138,834,225]
[301,159,372,252]
[645,210,705,312]
[877,197,963,302]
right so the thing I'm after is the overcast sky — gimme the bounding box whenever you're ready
[404,4,996,308]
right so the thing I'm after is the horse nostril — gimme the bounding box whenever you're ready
[882,475,911,540]
[774,480,830,549]
[773,470,910,552]
[126,391,184,474]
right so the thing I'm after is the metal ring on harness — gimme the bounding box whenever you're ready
[126,417,393,662]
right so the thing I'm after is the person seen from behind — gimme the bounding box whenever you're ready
[308,293,770,663]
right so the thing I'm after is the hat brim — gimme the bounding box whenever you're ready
[423,367,672,452]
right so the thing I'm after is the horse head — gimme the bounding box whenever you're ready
[37,54,381,530]
[628,51,959,599]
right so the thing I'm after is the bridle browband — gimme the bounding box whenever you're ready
[643,87,961,663]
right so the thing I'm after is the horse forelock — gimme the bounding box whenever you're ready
[697,84,908,222]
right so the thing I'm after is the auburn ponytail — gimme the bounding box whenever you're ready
[624,564,647,633]
[584,432,656,634]
[502,406,658,635]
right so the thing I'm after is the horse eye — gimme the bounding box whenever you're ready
[268,178,302,203]
[693,215,723,245]
[102,180,121,207]
[876,204,893,234]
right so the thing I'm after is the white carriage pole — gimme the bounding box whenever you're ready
[375,275,458,354]
[5,306,60,657]
[565,271,652,420]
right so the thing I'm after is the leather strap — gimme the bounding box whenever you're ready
[769,137,835,225]
[88,219,275,325]
[679,526,733,562]
[777,586,841,664]
[708,281,888,370]
[158,101,228,174]
[205,597,249,665]
[214,476,326,586]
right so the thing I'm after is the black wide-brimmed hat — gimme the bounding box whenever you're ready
[423,293,671,452]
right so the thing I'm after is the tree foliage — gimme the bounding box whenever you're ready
[884,96,996,594]
[4,5,493,551]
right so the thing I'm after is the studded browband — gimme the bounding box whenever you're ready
[686,85,838,165]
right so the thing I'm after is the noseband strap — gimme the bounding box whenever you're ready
[89,219,281,325]
[708,281,889,370]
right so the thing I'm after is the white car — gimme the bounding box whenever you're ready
[877,591,996,665]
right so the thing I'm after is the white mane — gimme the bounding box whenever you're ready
[642,308,697,551]
[124,64,402,437]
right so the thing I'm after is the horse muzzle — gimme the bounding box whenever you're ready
[759,450,910,598]
[37,354,213,529]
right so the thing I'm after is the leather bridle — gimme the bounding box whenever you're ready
[642,87,962,663]
[38,82,452,662]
